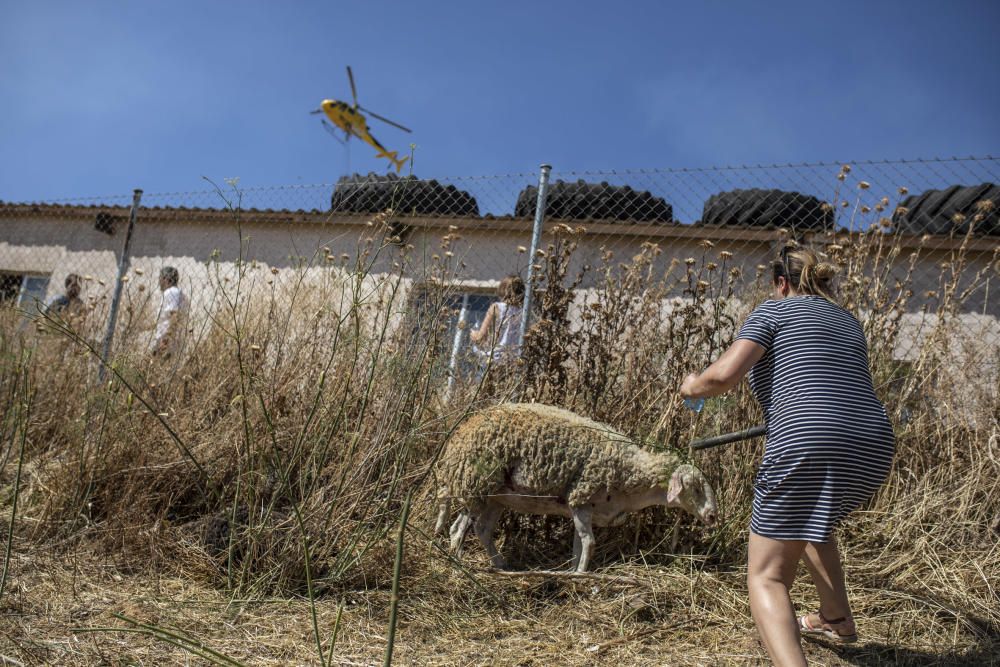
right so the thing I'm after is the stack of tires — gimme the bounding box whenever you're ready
[892,183,999,236]
[515,179,673,223]
[331,173,480,216]
[699,189,832,231]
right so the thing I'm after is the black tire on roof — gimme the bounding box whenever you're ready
[892,183,999,236]
[331,173,479,216]
[515,179,673,223]
[699,189,832,231]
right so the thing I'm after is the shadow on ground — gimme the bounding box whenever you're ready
[807,636,1000,666]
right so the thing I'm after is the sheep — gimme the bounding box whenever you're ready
[434,402,718,572]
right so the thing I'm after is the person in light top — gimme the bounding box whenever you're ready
[150,266,188,358]
[470,274,524,365]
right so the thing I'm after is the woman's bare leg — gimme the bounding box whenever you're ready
[747,532,808,667]
[801,536,855,633]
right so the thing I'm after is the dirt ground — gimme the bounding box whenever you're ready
[2,536,996,667]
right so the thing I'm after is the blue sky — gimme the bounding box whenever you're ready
[2,0,998,202]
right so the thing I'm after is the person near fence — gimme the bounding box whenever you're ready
[679,244,895,665]
[470,274,524,380]
[150,266,188,358]
[44,273,84,317]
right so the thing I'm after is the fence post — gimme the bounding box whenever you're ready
[519,164,551,347]
[98,188,143,383]
[444,292,471,403]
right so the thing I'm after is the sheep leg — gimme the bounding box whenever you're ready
[570,507,595,573]
[434,493,451,536]
[473,503,506,570]
[449,512,473,557]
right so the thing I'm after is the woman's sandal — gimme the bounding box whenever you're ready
[798,611,858,644]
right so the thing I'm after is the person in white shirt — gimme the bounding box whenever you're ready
[150,266,188,358]
[470,274,524,369]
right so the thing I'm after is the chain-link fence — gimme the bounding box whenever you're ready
[1,156,997,400]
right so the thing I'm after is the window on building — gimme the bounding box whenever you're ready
[0,272,51,310]
[405,285,497,379]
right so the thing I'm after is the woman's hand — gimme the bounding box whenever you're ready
[680,373,700,398]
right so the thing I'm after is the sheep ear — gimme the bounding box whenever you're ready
[666,471,683,504]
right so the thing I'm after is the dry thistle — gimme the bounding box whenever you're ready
[719,250,733,260]
[837,173,846,181]
[861,205,871,213]
[270,267,279,275]
[684,257,696,266]
[895,206,910,217]
[952,212,966,224]
[841,164,852,173]
[706,262,718,271]
[517,246,527,253]
[699,239,715,248]
[898,186,909,195]
[134,268,144,275]
[858,181,871,190]
[975,199,996,213]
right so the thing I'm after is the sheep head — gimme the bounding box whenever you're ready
[663,463,718,527]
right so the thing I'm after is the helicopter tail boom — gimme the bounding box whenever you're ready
[376,149,409,174]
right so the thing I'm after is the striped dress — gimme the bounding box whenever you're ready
[736,295,895,542]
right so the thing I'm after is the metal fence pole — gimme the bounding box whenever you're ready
[519,164,551,346]
[98,188,142,383]
[444,292,471,403]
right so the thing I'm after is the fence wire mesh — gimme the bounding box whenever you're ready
[1,157,997,413]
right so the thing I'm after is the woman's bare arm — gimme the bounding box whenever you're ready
[469,303,497,344]
[680,339,766,398]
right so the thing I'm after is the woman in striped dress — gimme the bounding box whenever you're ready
[680,245,894,666]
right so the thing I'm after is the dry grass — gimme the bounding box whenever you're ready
[0,194,998,665]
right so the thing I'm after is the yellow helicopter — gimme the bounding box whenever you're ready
[311,66,412,173]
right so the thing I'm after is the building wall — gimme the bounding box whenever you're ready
[0,209,996,331]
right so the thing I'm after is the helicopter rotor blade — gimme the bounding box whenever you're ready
[309,109,323,115]
[347,66,358,108]
[359,106,412,133]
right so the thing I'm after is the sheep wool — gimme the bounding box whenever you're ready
[438,403,681,508]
